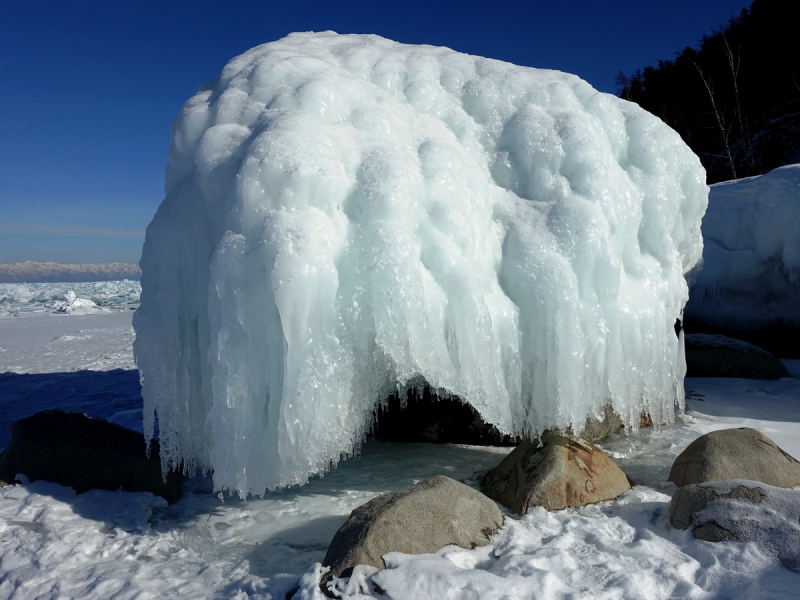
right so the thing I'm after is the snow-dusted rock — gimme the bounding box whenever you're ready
[484,432,631,514]
[0,411,181,503]
[321,475,502,587]
[669,427,800,488]
[684,333,789,379]
[669,480,800,571]
[134,32,707,496]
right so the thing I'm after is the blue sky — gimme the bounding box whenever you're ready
[0,0,750,264]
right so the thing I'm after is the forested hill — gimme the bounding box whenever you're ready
[616,0,799,183]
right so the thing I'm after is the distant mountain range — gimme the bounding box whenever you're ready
[0,261,141,283]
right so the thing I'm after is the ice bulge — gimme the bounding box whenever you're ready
[134,32,708,496]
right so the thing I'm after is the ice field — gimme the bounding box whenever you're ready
[1,297,800,598]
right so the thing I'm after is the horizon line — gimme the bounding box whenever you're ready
[0,224,145,239]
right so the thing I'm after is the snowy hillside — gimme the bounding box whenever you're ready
[134,32,707,497]
[1,302,799,598]
[0,261,141,283]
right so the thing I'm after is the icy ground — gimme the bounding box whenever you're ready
[2,306,800,598]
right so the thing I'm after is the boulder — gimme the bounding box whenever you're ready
[322,475,502,588]
[483,432,631,514]
[684,333,789,379]
[580,407,659,439]
[669,427,800,489]
[579,405,624,441]
[0,410,181,503]
[669,480,800,571]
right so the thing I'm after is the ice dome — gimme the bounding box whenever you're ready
[133,32,708,496]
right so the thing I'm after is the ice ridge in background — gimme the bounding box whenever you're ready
[134,32,708,497]
[0,281,141,315]
[686,164,800,330]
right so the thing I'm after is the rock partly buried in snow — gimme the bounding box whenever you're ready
[0,410,181,503]
[484,432,631,514]
[134,31,708,496]
[669,427,800,488]
[321,475,502,589]
[684,334,788,379]
[669,480,800,571]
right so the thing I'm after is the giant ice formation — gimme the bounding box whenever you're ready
[134,32,708,496]
[686,164,800,330]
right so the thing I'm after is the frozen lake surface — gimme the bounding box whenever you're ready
[1,307,799,598]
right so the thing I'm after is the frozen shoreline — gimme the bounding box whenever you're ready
[1,310,799,598]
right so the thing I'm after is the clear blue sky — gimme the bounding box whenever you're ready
[0,0,750,264]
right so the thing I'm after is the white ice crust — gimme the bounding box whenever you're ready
[133,32,707,496]
[686,164,800,330]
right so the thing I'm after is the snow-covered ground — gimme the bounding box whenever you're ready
[1,290,800,598]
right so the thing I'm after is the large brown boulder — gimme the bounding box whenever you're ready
[0,410,180,503]
[669,427,800,489]
[322,475,502,588]
[684,334,789,379]
[669,480,800,571]
[483,432,631,514]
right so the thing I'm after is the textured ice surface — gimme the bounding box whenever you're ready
[134,32,708,496]
[686,164,800,330]
[0,280,141,315]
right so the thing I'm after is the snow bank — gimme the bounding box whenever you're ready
[686,164,800,330]
[134,32,707,496]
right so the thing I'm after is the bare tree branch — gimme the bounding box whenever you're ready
[690,57,737,179]
[722,35,755,173]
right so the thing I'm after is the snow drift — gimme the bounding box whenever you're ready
[134,32,707,496]
[685,164,800,331]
